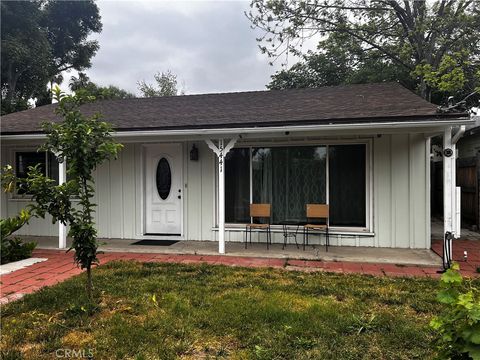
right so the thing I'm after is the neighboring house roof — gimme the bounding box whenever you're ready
[0,82,470,135]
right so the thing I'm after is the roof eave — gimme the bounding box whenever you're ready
[1,116,474,140]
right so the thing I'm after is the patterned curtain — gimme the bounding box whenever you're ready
[253,146,326,223]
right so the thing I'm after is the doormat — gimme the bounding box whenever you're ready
[131,240,179,246]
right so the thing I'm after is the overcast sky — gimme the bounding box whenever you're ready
[65,0,283,96]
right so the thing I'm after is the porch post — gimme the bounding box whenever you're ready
[443,127,454,268]
[205,137,238,254]
[218,139,226,254]
[442,126,465,268]
[58,158,67,249]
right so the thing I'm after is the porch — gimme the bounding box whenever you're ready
[25,235,441,267]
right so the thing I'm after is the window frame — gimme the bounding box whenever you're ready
[10,147,59,199]
[219,138,373,233]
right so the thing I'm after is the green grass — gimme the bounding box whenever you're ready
[0,261,469,359]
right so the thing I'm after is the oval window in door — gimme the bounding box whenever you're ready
[156,158,171,200]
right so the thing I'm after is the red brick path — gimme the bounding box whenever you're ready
[431,239,480,273]
[1,243,479,304]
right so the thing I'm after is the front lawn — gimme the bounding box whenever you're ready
[0,261,460,359]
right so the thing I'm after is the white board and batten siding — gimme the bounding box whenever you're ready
[373,133,429,249]
[1,133,430,249]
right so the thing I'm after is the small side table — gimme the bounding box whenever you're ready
[279,221,305,250]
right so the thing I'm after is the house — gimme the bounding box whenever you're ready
[0,83,474,267]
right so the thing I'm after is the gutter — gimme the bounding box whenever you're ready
[0,117,474,141]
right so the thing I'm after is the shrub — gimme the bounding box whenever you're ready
[0,208,37,264]
[430,262,480,359]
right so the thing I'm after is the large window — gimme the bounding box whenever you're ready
[225,148,250,223]
[329,145,366,227]
[15,151,59,194]
[225,143,367,228]
[252,146,327,223]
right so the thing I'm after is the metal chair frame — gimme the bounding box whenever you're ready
[303,204,329,252]
[245,204,272,249]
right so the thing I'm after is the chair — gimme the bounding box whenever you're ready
[303,204,329,251]
[245,204,272,249]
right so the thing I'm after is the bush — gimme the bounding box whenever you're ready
[430,262,480,359]
[1,237,37,264]
[0,209,37,264]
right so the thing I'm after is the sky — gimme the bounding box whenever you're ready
[64,0,285,96]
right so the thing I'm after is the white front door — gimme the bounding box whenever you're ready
[144,143,183,235]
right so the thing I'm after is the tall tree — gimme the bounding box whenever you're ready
[247,0,480,106]
[1,1,51,114]
[137,70,185,97]
[69,73,135,100]
[1,0,102,114]
[268,32,414,91]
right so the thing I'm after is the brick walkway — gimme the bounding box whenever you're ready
[431,239,480,273]
[1,243,479,304]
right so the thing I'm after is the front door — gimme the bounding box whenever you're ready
[144,144,183,235]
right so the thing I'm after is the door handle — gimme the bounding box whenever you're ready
[178,195,181,199]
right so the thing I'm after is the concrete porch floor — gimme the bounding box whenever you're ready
[25,236,442,267]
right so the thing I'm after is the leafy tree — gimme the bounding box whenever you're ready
[20,87,123,299]
[69,73,135,100]
[268,32,414,91]
[137,70,185,97]
[1,1,50,114]
[248,0,480,106]
[1,0,102,114]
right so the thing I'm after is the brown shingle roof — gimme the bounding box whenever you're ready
[0,82,468,135]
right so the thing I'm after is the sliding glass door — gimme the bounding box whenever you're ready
[225,143,367,228]
[252,146,327,223]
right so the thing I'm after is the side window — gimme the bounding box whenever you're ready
[15,151,59,194]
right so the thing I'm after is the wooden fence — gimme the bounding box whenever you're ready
[432,152,480,229]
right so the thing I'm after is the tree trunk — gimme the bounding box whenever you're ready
[418,78,432,102]
[86,265,93,300]
[6,64,19,102]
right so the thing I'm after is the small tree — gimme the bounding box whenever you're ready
[24,87,122,299]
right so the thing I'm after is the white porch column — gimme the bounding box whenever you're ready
[443,126,465,268]
[443,127,454,268]
[58,158,67,249]
[205,137,238,254]
[218,139,226,254]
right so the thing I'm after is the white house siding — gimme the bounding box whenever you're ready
[372,133,429,249]
[1,133,430,249]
